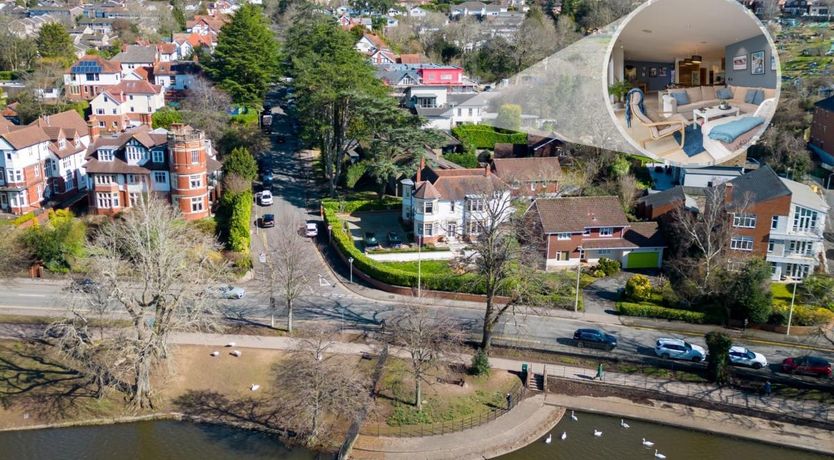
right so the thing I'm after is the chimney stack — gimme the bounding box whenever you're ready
[417,157,425,182]
[724,182,734,204]
[88,118,100,141]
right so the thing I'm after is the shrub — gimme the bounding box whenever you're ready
[771,304,834,326]
[21,209,86,273]
[705,331,732,384]
[216,190,252,253]
[190,218,218,238]
[624,275,652,301]
[321,196,400,214]
[470,349,490,376]
[596,257,621,276]
[616,302,706,324]
[222,147,258,181]
[451,124,527,149]
[444,152,479,168]
[658,282,681,308]
[798,274,834,309]
[12,212,37,226]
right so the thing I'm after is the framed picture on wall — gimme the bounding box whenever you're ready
[751,50,765,75]
[733,54,747,70]
[659,67,667,77]
[771,54,777,71]
[649,67,657,77]
[691,71,700,85]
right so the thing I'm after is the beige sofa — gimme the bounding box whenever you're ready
[660,85,777,119]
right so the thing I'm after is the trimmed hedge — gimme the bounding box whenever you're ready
[12,212,37,226]
[216,190,253,254]
[444,152,479,168]
[617,301,706,324]
[321,196,401,214]
[772,304,834,326]
[451,124,527,149]
[322,205,483,293]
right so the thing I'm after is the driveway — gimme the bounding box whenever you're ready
[582,273,629,317]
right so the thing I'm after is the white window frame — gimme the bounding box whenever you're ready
[191,150,200,164]
[556,232,571,240]
[583,228,591,236]
[189,174,202,189]
[152,150,164,163]
[732,214,757,228]
[599,227,613,237]
[154,171,167,184]
[771,215,779,229]
[190,196,204,212]
[423,201,433,214]
[792,207,818,233]
[99,150,114,161]
[730,236,754,251]
[423,223,434,236]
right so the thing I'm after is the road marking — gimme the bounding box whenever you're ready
[16,294,46,298]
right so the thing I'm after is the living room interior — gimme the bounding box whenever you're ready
[606,0,779,166]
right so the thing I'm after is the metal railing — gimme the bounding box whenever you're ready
[361,383,526,437]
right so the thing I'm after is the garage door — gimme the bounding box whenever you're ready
[626,251,659,269]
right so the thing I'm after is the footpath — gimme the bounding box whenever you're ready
[168,331,833,457]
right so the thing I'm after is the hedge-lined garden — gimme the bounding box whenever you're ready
[216,190,253,269]
[617,301,706,324]
[451,125,527,149]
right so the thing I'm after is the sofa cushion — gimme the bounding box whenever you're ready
[728,85,747,104]
[737,102,760,114]
[752,89,765,105]
[744,89,759,104]
[761,88,777,100]
[701,86,717,100]
[717,87,733,100]
[685,87,702,103]
[671,91,690,105]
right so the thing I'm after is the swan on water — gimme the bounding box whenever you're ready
[655,449,666,459]
[560,432,567,440]
[593,430,602,437]
[570,410,578,421]
[620,419,630,428]
[545,433,552,444]
[643,438,655,447]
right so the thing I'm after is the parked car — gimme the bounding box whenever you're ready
[387,231,402,247]
[258,190,273,206]
[572,328,618,351]
[305,221,318,237]
[364,232,379,248]
[259,213,275,228]
[654,338,706,362]
[219,286,246,299]
[781,356,832,378]
[728,346,768,369]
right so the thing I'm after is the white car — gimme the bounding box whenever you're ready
[258,190,273,206]
[728,346,768,369]
[654,338,706,362]
[305,222,318,237]
[219,286,246,299]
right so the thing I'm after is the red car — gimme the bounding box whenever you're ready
[781,356,832,378]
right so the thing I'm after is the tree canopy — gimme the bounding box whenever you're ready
[205,4,281,105]
[222,146,258,181]
[36,23,74,61]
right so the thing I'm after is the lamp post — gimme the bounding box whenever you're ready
[574,246,583,313]
[417,234,422,299]
[348,257,354,284]
[786,276,799,336]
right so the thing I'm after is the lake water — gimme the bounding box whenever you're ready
[497,411,830,460]
[0,420,316,460]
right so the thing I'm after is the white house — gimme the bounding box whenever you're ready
[90,80,165,133]
[31,110,92,204]
[401,162,512,245]
[0,122,50,214]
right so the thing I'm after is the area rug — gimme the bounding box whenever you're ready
[673,124,705,157]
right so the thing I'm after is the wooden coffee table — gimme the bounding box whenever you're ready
[692,105,739,125]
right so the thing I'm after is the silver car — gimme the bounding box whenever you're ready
[728,346,768,369]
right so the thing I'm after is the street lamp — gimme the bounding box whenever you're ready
[786,276,799,336]
[328,225,332,243]
[417,235,422,299]
[348,257,354,284]
[574,246,583,313]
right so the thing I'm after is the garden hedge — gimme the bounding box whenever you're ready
[451,125,527,149]
[322,204,483,294]
[616,301,706,324]
[771,304,834,326]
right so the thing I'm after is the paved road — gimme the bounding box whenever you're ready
[1,89,832,384]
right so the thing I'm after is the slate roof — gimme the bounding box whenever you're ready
[637,185,686,208]
[535,196,628,233]
[725,165,790,204]
[111,45,157,64]
[814,95,834,112]
[623,222,666,248]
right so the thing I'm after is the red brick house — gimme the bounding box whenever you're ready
[530,196,665,270]
[490,157,561,197]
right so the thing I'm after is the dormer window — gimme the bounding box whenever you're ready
[99,149,114,161]
[599,227,613,237]
[152,150,164,163]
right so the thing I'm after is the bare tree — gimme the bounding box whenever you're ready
[616,173,639,213]
[0,224,29,277]
[180,76,232,142]
[669,186,749,298]
[48,197,229,410]
[465,187,544,356]
[264,220,314,332]
[273,326,371,446]
[385,305,462,411]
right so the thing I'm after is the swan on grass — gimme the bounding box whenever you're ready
[642,438,654,447]
[655,449,666,459]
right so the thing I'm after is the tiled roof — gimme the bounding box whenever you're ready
[84,157,150,174]
[31,110,89,138]
[69,55,121,74]
[100,80,162,103]
[535,196,628,233]
[624,222,666,248]
[637,185,686,208]
[413,180,441,199]
[0,125,49,150]
[398,54,424,64]
[491,157,561,182]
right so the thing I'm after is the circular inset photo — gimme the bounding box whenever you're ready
[604,0,779,166]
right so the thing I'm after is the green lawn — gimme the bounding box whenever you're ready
[380,260,457,276]
[771,282,796,307]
